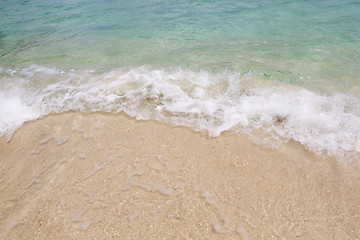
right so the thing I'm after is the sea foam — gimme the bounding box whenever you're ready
[0,65,359,160]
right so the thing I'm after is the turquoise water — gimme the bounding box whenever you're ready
[1,0,360,90]
[1,0,360,159]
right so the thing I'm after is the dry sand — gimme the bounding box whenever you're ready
[0,112,359,239]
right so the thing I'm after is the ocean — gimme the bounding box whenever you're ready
[1,0,360,160]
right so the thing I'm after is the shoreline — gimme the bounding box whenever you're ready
[0,112,359,239]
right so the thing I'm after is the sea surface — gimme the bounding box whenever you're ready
[1,0,360,160]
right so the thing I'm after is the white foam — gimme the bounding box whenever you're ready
[192,184,216,204]
[0,90,41,142]
[38,134,69,145]
[1,65,359,160]
[75,187,94,204]
[18,65,62,77]
[141,182,174,195]
[71,205,91,222]
[123,172,142,191]
[83,162,103,179]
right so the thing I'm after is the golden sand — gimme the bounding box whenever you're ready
[0,112,359,239]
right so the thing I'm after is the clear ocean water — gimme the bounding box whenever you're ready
[1,0,360,159]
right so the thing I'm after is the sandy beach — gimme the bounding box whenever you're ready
[1,0,360,239]
[0,112,359,239]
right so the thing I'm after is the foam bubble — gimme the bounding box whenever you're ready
[18,65,62,78]
[0,65,359,160]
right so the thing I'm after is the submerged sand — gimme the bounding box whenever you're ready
[0,112,359,239]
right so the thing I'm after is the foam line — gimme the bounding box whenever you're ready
[1,65,359,160]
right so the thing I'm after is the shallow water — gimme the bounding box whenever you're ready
[1,0,360,160]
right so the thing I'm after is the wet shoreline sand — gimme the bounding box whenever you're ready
[0,112,359,239]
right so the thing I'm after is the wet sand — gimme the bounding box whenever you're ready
[0,112,359,239]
